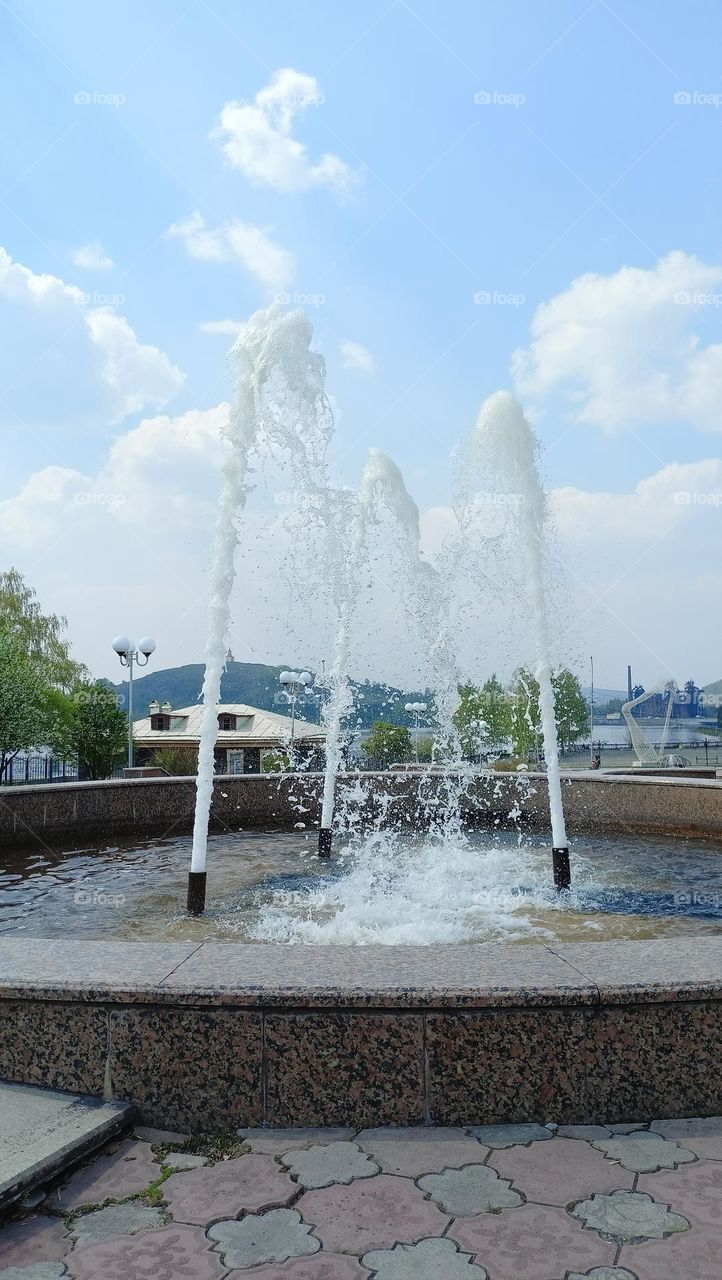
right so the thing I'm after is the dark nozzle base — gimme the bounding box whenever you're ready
[318,827,333,859]
[187,871,207,915]
[552,846,571,892]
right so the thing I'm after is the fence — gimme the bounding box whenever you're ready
[1,754,124,786]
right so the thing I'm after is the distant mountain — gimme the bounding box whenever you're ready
[703,678,722,696]
[106,661,428,731]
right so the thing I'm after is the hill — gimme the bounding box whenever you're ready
[106,661,428,730]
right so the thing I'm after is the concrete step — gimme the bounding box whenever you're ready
[0,1081,135,1209]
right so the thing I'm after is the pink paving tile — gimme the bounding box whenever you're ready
[0,1214,69,1268]
[355,1127,487,1177]
[164,1154,295,1225]
[619,1221,722,1280]
[489,1137,634,1207]
[637,1160,722,1228]
[296,1174,449,1255]
[66,1223,226,1280]
[49,1139,160,1211]
[449,1203,617,1280]
[247,1257,370,1279]
[650,1116,722,1161]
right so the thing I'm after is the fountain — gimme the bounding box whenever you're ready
[189,309,572,915]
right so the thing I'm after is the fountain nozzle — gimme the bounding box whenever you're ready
[552,847,571,892]
[187,871,207,915]
[318,827,332,859]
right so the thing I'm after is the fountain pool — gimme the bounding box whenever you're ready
[3,826,722,945]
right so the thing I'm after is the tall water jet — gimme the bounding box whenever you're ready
[189,305,332,913]
[470,391,571,890]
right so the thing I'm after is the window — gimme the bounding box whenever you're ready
[151,714,170,731]
[218,713,236,731]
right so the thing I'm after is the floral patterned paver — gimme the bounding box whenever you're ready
[2,1119,721,1280]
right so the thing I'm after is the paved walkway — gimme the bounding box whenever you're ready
[0,1117,720,1279]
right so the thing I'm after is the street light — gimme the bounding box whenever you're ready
[405,701,428,765]
[112,635,156,768]
[279,670,312,747]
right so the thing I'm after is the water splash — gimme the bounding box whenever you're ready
[469,391,567,848]
[191,305,333,877]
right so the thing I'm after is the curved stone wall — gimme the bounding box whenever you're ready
[1,769,721,848]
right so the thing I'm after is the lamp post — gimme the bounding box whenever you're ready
[405,701,427,765]
[279,671,312,748]
[589,655,595,767]
[112,635,156,768]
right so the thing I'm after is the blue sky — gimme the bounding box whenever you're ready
[1,0,721,685]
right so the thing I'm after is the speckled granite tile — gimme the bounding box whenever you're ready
[426,1009,588,1126]
[0,1001,107,1094]
[157,942,596,1008]
[108,1007,262,1130]
[0,939,200,1001]
[585,1004,722,1121]
[551,940,722,1004]
[265,1013,424,1127]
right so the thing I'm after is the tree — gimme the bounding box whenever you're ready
[362,721,412,769]
[454,675,511,757]
[508,666,589,757]
[62,681,127,780]
[0,568,84,690]
[0,632,48,780]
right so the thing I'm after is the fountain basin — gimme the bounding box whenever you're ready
[1,935,722,1131]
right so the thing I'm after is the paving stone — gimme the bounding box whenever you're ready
[468,1123,553,1149]
[356,1127,485,1177]
[591,1134,696,1172]
[449,1202,616,1279]
[282,1142,379,1188]
[207,1209,320,1268]
[49,1139,159,1211]
[133,1126,188,1144]
[362,1236,488,1279]
[417,1164,522,1216]
[296,1174,449,1254]
[163,1154,294,1225]
[650,1115,722,1161]
[65,1224,225,1280]
[571,1190,690,1243]
[239,1128,353,1155]
[619,1222,722,1280]
[566,1271,638,1280]
[489,1137,634,1207]
[637,1159,722,1228]
[556,1126,613,1142]
[162,1152,209,1171]
[0,1215,69,1269]
[245,1258,369,1280]
[0,1266,67,1280]
[69,1202,165,1246]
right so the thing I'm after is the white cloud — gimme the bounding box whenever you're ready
[199,319,245,336]
[513,251,722,432]
[0,246,184,430]
[213,68,359,200]
[70,242,114,271]
[168,211,293,291]
[340,340,375,374]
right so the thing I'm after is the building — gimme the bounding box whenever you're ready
[133,702,326,774]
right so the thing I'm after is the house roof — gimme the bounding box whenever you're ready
[133,703,325,746]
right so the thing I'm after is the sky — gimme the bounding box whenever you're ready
[0,0,721,691]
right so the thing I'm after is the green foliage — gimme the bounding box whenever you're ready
[454,674,511,757]
[362,720,412,768]
[261,749,291,772]
[0,632,48,779]
[0,567,84,691]
[63,681,128,780]
[148,745,197,775]
[508,666,589,756]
